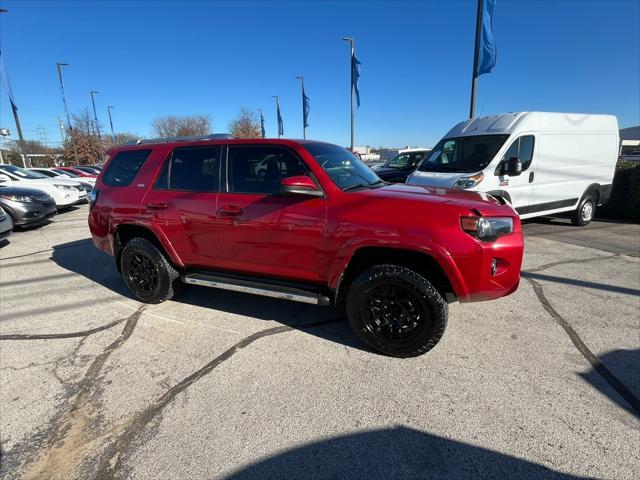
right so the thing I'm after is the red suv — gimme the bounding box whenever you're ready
[89,136,523,357]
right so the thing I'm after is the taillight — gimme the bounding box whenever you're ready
[461,216,513,242]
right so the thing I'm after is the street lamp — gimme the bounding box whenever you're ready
[57,62,79,163]
[342,36,355,152]
[107,106,116,143]
[90,90,104,162]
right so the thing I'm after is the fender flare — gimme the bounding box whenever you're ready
[487,190,512,204]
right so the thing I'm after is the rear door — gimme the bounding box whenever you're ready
[216,145,327,282]
[142,145,222,267]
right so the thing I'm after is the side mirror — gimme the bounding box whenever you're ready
[280,176,323,197]
[0,174,10,183]
[503,156,523,176]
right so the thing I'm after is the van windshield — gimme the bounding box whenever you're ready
[417,135,509,173]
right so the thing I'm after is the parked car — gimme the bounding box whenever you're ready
[74,165,102,175]
[0,164,84,209]
[50,168,97,187]
[89,136,523,357]
[0,185,57,227]
[406,112,619,226]
[370,148,431,183]
[56,166,99,180]
[0,206,13,241]
[29,168,94,193]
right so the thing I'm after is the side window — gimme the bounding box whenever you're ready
[155,146,221,192]
[101,149,152,187]
[501,136,535,171]
[228,146,309,195]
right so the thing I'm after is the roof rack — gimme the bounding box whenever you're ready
[125,133,235,146]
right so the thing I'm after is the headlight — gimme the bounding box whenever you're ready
[0,194,34,203]
[453,172,484,189]
[461,216,513,242]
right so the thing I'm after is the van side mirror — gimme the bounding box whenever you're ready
[503,157,523,176]
[280,175,323,197]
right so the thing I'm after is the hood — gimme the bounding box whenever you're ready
[406,170,465,188]
[0,185,54,197]
[361,183,512,216]
[372,165,408,175]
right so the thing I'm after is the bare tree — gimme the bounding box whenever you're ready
[107,132,139,146]
[150,115,211,138]
[62,109,107,164]
[228,108,262,139]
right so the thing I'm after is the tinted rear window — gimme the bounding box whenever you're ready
[103,149,152,186]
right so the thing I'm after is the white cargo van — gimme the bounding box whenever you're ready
[407,112,619,225]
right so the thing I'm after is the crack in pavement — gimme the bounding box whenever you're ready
[11,305,146,480]
[0,317,129,341]
[526,277,640,418]
[94,316,346,480]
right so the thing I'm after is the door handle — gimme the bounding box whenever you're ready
[147,201,168,209]
[529,172,535,183]
[218,205,243,216]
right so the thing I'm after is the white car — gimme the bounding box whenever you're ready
[0,164,85,209]
[29,168,94,192]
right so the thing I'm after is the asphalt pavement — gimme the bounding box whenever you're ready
[0,206,638,480]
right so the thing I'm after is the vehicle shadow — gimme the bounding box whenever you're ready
[222,426,583,479]
[50,240,367,353]
[579,348,640,419]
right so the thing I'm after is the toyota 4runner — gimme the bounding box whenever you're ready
[88,136,524,357]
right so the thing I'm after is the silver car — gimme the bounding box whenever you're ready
[0,206,13,242]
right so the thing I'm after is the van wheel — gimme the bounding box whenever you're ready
[346,264,448,358]
[571,194,595,226]
[120,237,180,303]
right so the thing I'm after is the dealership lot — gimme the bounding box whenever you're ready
[0,206,638,479]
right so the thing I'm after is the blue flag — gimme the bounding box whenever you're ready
[260,110,266,138]
[352,51,361,108]
[277,102,284,136]
[302,86,310,128]
[0,49,18,112]
[476,0,497,76]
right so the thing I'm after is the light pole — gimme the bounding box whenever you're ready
[90,91,104,163]
[296,75,306,139]
[107,105,116,143]
[273,95,282,139]
[1,8,31,167]
[57,62,79,163]
[342,36,355,152]
[257,108,265,138]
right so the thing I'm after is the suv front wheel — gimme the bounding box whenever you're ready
[346,264,448,358]
[120,237,180,303]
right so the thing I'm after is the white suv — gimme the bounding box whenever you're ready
[0,164,84,209]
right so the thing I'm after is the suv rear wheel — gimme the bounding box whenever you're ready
[346,264,448,358]
[120,237,180,303]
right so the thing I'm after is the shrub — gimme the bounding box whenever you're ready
[599,160,640,222]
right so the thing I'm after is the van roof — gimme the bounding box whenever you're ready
[444,112,619,138]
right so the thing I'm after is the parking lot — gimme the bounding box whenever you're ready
[0,205,638,480]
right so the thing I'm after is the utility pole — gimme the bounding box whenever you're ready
[107,105,116,143]
[57,62,79,163]
[342,36,355,151]
[469,0,484,119]
[296,75,306,139]
[90,91,104,163]
[257,108,265,138]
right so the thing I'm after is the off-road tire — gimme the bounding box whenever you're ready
[120,237,180,303]
[571,193,595,226]
[346,264,448,358]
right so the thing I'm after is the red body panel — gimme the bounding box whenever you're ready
[88,139,524,302]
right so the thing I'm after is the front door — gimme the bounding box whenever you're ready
[497,135,536,211]
[216,145,327,283]
[142,145,222,267]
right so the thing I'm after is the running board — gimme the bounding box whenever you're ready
[182,273,331,306]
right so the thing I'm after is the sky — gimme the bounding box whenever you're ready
[0,0,639,149]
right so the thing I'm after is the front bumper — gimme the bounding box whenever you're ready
[2,200,57,226]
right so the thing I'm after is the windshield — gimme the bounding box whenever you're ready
[382,151,428,169]
[304,142,382,191]
[0,164,48,179]
[417,135,509,173]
